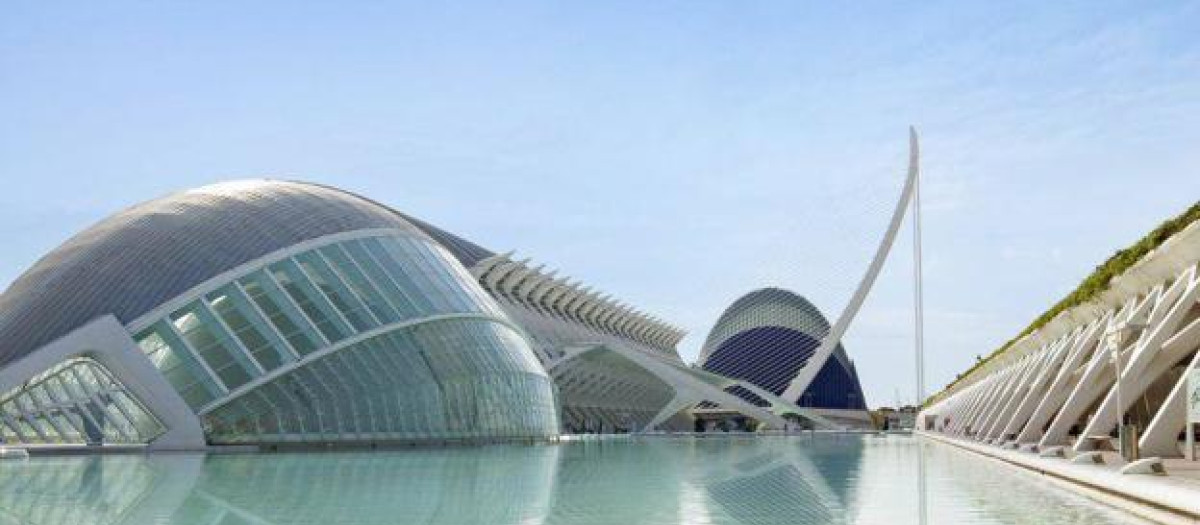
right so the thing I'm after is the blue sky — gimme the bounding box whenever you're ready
[3,1,1199,407]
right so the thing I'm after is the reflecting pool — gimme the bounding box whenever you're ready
[0,435,1149,525]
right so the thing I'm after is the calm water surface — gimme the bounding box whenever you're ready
[0,435,1149,525]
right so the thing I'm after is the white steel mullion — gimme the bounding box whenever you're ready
[37,375,87,441]
[335,243,404,321]
[66,366,129,442]
[263,268,333,348]
[358,240,425,317]
[0,412,31,443]
[200,297,267,375]
[76,365,140,443]
[232,280,302,360]
[20,387,69,442]
[313,249,383,327]
[289,257,359,335]
[163,319,230,396]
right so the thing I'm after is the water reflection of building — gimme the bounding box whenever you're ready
[0,436,880,525]
[0,446,560,525]
[179,447,560,524]
[700,437,863,525]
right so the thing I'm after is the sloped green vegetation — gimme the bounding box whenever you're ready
[930,200,1200,405]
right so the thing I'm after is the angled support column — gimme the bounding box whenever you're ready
[993,333,1076,441]
[1139,320,1200,456]
[979,354,1044,441]
[1015,317,1107,444]
[643,394,694,431]
[960,367,1018,437]
[971,362,1031,437]
[952,373,1003,435]
[1074,267,1200,451]
[1039,295,1155,448]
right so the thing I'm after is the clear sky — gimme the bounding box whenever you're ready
[3,1,1199,407]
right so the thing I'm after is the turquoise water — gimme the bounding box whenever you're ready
[0,435,1148,525]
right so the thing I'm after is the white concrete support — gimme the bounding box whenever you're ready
[998,330,1079,441]
[923,221,1200,464]
[1039,296,1154,448]
[976,354,1039,440]
[1015,317,1106,444]
[956,376,1000,433]
[989,335,1073,441]
[1139,319,1200,457]
[0,316,206,450]
[949,373,999,435]
[981,346,1061,441]
[963,366,1022,437]
[1074,267,1200,452]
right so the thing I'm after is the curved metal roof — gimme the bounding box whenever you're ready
[698,287,851,368]
[0,180,428,368]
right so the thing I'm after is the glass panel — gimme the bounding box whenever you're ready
[171,306,254,390]
[294,251,376,332]
[239,274,321,355]
[360,237,437,316]
[136,327,219,410]
[343,239,422,320]
[269,261,350,343]
[208,287,287,371]
[320,244,400,324]
[200,317,557,444]
[0,359,165,445]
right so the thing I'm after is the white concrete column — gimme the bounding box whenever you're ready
[1015,318,1106,444]
[993,335,1075,441]
[1073,270,1200,451]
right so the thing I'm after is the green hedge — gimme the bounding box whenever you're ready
[929,199,1200,405]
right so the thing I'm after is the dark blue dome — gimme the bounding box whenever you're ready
[699,288,867,410]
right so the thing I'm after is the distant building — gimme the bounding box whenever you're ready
[698,288,871,428]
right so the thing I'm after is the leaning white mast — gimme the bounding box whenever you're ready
[780,127,922,403]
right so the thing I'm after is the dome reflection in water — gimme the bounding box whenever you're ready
[0,436,1152,525]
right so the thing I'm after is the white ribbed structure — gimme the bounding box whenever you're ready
[472,253,685,353]
[921,217,1200,458]
[468,254,837,432]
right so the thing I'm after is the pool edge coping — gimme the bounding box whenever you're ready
[918,431,1200,525]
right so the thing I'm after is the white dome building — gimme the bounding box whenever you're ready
[0,180,559,448]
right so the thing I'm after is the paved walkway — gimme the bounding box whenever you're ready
[920,431,1200,525]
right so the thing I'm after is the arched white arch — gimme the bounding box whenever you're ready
[781,128,921,402]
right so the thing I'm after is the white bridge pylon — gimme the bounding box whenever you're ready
[779,128,922,404]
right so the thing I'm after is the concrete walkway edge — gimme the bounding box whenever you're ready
[918,431,1200,525]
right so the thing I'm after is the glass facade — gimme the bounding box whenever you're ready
[0,358,165,445]
[129,233,558,444]
[204,319,557,443]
